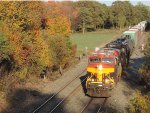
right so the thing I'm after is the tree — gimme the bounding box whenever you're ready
[0,33,11,61]
[74,1,108,32]
[0,2,51,77]
[41,2,72,68]
[118,13,126,30]
[111,1,132,28]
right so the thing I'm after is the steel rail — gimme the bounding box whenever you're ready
[96,98,107,113]
[32,68,87,113]
[49,75,88,113]
[80,98,93,113]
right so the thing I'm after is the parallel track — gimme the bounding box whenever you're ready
[96,98,107,113]
[80,98,93,113]
[32,68,87,113]
[80,98,107,113]
[49,75,88,113]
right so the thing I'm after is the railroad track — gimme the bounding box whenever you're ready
[49,75,88,113]
[96,98,107,113]
[80,98,107,113]
[31,68,87,113]
[80,98,94,113]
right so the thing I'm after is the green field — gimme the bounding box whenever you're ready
[70,30,121,54]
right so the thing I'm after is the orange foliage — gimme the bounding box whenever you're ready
[43,2,71,36]
[0,2,51,69]
[1,24,23,65]
[0,1,73,76]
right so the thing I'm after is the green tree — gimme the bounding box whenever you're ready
[74,1,108,32]
[118,13,126,30]
[111,1,132,28]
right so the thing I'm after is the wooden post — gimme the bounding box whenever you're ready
[83,20,85,34]
[59,66,63,76]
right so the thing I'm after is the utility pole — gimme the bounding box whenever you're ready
[83,20,85,34]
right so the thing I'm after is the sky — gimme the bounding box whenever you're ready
[52,0,150,6]
[97,0,150,6]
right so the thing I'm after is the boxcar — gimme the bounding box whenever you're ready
[123,31,138,47]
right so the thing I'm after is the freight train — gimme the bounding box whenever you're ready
[85,21,147,97]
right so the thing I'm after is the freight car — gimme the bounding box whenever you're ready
[123,30,138,47]
[123,21,147,47]
[138,21,147,31]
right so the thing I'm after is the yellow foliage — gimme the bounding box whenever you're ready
[30,30,52,67]
[0,1,72,77]
[0,2,52,73]
[43,2,71,36]
[1,24,23,65]
[129,91,150,113]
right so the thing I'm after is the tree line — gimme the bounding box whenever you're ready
[68,1,150,33]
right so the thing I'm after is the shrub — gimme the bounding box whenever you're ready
[128,91,150,113]
[0,33,11,61]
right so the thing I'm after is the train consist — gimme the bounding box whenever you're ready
[85,21,147,97]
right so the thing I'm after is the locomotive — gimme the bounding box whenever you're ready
[86,48,122,97]
[85,21,147,97]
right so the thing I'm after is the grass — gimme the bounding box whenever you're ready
[70,30,122,55]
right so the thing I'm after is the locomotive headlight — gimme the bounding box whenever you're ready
[91,79,94,82]
[105,78,109,83]
[98,65,103,70]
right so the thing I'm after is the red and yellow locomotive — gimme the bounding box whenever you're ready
[86,48,122,97]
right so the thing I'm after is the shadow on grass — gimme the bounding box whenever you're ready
[1,88,66,113]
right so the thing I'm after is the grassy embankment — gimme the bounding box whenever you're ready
[70,29,123,55]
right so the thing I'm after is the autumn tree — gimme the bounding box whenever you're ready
[0,2,52,77]
[0,33,11,61]
[42,2,72,68]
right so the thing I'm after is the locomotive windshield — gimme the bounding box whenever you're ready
[89,58,101,63]
[101,58,114,64]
